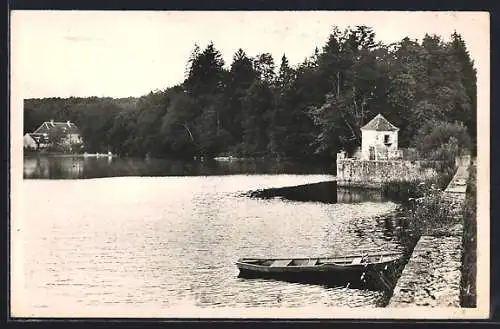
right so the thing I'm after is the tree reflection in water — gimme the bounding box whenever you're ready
[23,155,334,179]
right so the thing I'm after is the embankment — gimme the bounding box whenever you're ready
[336,159,438,188]
[460,159,477,307]
[388,155,471,307]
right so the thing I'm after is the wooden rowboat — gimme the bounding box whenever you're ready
[236,250,403,289]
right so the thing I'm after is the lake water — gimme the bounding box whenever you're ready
[15,156,416,317]
[23,155,335,179]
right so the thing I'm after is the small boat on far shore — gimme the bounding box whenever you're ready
[83,152,115,158]
[213,156,234,161]
[236,249,404,290]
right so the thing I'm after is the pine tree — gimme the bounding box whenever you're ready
[449,31,477,149]
[184,43,201,80]
[224,49,257,144]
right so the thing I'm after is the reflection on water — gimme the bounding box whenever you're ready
[23,155,334,179]
[17,155,419,315]
[17,174,418,315]
[337,187,384,203]
[248,182,386,204]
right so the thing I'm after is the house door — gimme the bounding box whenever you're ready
[369,146,375,160]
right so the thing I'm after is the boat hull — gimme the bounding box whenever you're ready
[236,255,401,290]
[238,269,368,288]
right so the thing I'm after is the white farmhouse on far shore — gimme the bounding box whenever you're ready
[23,120,83,151]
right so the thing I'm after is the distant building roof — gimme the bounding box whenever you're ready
[27,133,48,143]
[361,114,399,131]
[33,121,81,135]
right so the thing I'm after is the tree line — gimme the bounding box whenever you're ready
[24,26,477,160]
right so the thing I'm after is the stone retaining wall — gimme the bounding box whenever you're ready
[388,236,462,307]
[336,159,438,188]
[388,155,471,308]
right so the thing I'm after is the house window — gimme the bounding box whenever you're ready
[384,135,390,144]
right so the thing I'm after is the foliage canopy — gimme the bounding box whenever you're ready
[24,26,477,159]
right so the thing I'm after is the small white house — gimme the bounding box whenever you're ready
[360,114,401,160]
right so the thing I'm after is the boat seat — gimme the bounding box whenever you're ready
[304,259,318,266]
[351,257,363,265]
[270,260,292,267]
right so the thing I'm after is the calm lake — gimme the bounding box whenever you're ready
[17,155,416,316]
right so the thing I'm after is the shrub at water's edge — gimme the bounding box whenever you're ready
[407,184,456,236]
[414,121,471,189]
[460,160,476,307]
[383,120,471,232]
[383,180,455,235]
[382,121,469,201]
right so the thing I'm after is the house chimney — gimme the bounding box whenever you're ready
[50,119,54,126]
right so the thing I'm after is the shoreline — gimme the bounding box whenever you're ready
[387,155,472,308]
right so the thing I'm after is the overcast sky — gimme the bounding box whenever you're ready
[11,11,489,99]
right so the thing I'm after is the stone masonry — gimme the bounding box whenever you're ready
[388,155,471,307]
[336,159,438,188]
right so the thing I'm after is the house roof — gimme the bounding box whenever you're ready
[33,121,81,135]
[27,133,48,143]
[361,114,399,131]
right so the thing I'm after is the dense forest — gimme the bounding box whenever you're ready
[24,26,477,160]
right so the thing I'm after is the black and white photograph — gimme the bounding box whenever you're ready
[10,11,490,319]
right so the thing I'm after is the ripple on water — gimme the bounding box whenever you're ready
[19,175,414,314]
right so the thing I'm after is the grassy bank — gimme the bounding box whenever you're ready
[460,160,476,307]
[383,180,455,236]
